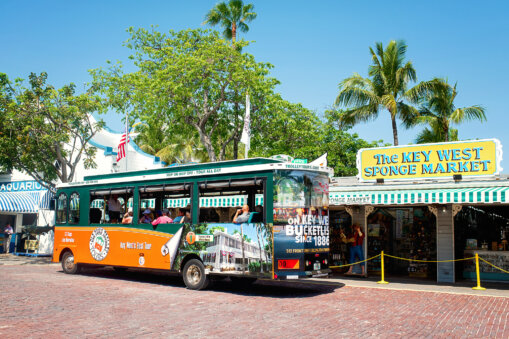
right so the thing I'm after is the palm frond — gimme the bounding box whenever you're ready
[415,127,442,144]
[381,94,397,116]
[397,102,420,128]
[336,86,380,108]
[340,104,379,125]
[238,22,249,33]
[451,105,486,124]
[405,78,449,103]
[229,0,243,21]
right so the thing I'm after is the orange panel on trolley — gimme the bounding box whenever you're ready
[278,259,299,270]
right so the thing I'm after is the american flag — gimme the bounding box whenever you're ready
[116,130,130,162]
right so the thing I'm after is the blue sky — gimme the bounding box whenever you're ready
[2,1,508,171]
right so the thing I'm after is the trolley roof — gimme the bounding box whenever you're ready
[58,158,333,189]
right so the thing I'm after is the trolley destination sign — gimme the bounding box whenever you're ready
[357,139,502,182]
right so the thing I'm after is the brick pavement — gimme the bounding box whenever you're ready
[0,264,508,338]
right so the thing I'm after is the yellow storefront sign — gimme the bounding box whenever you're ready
[357,139,502,181]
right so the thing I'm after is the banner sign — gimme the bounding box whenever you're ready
[0,181,46,192]
[357,139,502,182]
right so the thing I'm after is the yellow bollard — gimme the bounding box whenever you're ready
[472,252,486,290]
[377,251,389,284]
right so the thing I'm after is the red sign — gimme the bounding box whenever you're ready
[278,259,299,270]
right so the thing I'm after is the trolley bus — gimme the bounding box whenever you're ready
[52,158,331,289]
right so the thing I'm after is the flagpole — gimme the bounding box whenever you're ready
[125,111,128,172]
[244,93,250,159]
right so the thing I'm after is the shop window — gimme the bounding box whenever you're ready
[56,193,67,224]
[198,178,265,223]
[69,192,80,224]
[89,188,133,224]
[138,183,192,225]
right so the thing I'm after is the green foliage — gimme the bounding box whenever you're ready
[248,261,261,272]
[204,0,257,42]
[321,110,384,176]
[0,72,104,191]
[406,78,486,143]
[335,40,418,146]
[249,99,382,177]
[91,28,276,162]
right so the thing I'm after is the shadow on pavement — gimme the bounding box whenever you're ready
[73,266,344,298]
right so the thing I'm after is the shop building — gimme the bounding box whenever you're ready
[328,139,509,283]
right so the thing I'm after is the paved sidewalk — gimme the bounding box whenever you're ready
[0,253,54,266]
[309,275,509,298]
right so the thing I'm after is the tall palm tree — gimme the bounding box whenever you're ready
[335,40,417,145]
[406,78,486,142]
[203,0,257,43]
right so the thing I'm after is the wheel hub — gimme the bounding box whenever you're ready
[65,255,75,271]
[186,264,201,284]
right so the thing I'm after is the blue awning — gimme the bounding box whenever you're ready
[0,192,39,213]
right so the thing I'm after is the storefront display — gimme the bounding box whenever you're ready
[366,207,436,279]
[329,210,351,272]
[455,205,509,281]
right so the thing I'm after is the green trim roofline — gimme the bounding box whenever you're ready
[84,158,280,181]
[58,158,333,189]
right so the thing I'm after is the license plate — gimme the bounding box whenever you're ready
[313,262,321,270]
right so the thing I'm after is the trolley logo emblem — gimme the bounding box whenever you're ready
[186,232,196,245]
[89,228,110,261]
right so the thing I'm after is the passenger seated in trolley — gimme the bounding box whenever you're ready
[233,204,250,224]
[122,210,133,224]
[173,210,185,223]
[139,209,152,224]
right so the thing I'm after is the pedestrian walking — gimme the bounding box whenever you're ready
[3,223,13,254]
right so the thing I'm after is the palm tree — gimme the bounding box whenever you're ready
[406,78,486,142]
[414,122,459,144]
[135,118,208,164]
[203,0,257,43]
[335,40,417,145]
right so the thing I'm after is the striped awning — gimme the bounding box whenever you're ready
[0,190,53,213]
[0,192,39,213]
[329,186,509,206]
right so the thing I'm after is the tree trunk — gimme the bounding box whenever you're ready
[444,121,449,142]
[197,129,217,162]
[391,114,399,146]
[232,22,237,43]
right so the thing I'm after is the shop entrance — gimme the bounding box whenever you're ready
[329,209,352,272]
[454,205,509,282]
[367,207,437,280]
